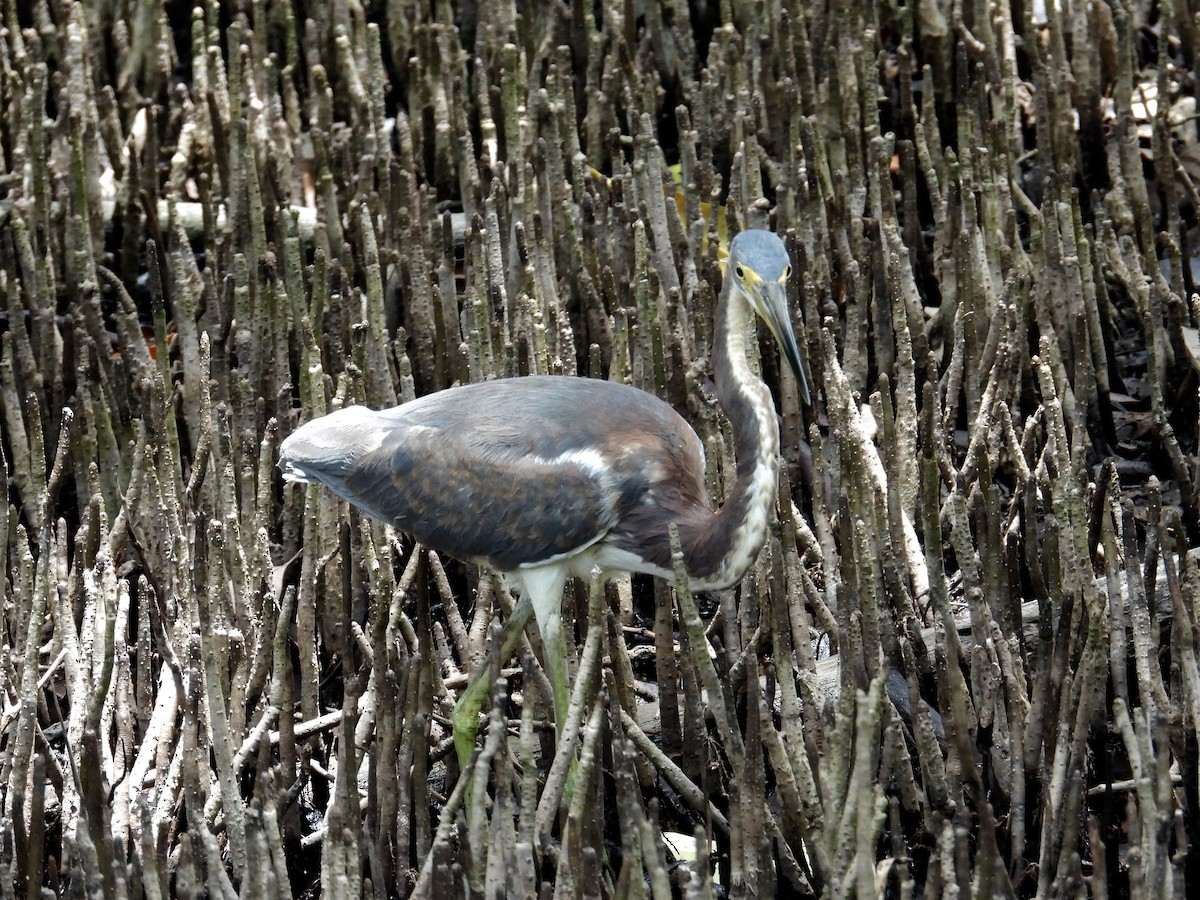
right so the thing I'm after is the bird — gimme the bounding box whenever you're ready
[279,228,810,766]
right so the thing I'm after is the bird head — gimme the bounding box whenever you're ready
[726,229,812,405]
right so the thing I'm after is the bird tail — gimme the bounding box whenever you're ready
[279,458,319,484]
[278,405,385,486]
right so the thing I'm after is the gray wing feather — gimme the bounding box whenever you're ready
[280,377,698,570]
[340,425,631,568]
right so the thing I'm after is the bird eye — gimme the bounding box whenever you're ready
[735,265,746,279]
[783,265,791,279]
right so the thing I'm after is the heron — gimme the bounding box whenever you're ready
[279,228,810,765]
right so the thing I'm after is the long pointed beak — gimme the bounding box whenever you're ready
[760,281,812,406]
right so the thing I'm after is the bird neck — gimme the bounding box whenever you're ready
[682,285,781,590]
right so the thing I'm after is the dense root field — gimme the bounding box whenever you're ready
[2,1,1200,897]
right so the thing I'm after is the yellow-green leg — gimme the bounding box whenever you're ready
[452,593,533,768]
[452,567,571,769]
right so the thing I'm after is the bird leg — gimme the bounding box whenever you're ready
[521,565,573,733]
[451,566,571,769]
[533,600,572,733]
[452,593,534,768]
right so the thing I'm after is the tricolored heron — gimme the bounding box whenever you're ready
[279,228,810,764]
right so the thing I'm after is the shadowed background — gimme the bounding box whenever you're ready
[0,0,1198,897]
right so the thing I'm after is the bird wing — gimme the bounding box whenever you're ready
[282,377,706,571]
